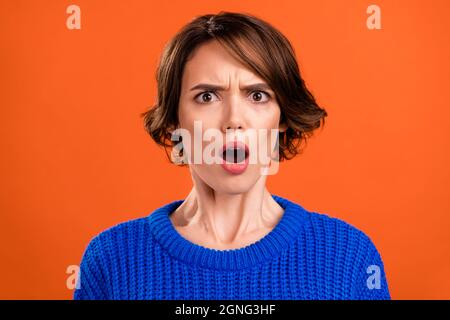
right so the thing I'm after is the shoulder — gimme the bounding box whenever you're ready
[76,214,157,276]
[302,209,381,255]
[74,212,161,299]
[94,216,150,240]
[80,199,182,257]
[299,209,390,299]
[276,194,386,266]
[293,204,388,275]
[277,194,382,256]
[82,215,153,256]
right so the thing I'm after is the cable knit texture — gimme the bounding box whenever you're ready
[74,195,390,300]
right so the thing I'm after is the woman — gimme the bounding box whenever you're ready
[74,11,390,300]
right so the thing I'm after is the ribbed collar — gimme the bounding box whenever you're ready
[147,194,308,271]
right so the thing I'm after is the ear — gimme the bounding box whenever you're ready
[278,122,288,133]
[167,124,178,135]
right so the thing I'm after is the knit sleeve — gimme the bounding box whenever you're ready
[73,234,110,300]
[353,234,391,300]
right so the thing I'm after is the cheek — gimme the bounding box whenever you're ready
[179,101,219,130]
[252,106,281,158]
[250,104,281,129]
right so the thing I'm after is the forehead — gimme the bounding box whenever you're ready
[182,40,265,86]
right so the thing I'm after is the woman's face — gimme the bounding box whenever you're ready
[176,40,286,194]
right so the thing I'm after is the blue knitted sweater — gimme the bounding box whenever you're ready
[73,195,390,300]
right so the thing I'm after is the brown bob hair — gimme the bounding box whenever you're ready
[141,11,327,163]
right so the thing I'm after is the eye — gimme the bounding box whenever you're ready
[194,91,219,104]
[249,91,271,103]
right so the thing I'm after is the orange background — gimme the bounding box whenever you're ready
[1,0,449,299]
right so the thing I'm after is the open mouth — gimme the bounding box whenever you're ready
[221,141,249,163]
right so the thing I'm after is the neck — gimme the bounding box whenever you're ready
[171,171,284,247]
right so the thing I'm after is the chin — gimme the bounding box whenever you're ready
[192,163,263,193]
[213,182,253,195]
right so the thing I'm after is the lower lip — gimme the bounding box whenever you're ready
[220,156,249,175]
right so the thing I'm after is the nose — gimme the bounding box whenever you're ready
[221,96,245,133]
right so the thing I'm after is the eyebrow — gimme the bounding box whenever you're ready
[190,82,273,92]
